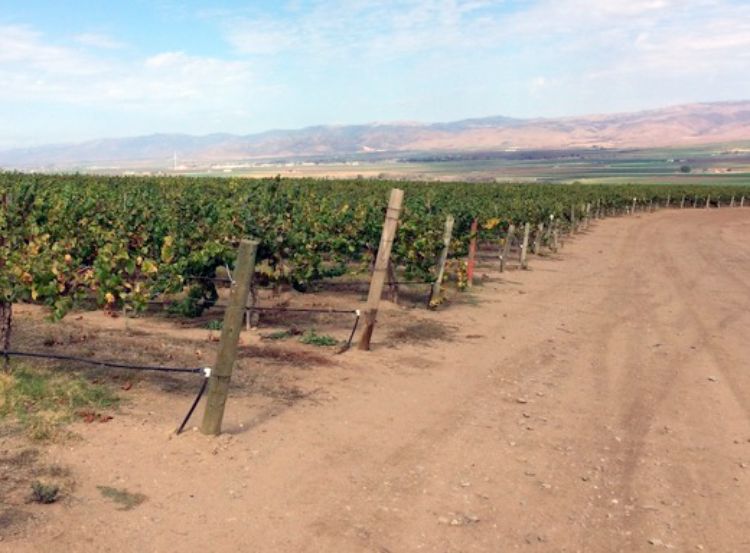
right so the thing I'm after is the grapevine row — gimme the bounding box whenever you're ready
[1,172,748,322]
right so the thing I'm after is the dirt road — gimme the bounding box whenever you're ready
[6,209,750,552]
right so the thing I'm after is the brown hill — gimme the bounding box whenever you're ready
[1,101,749,169]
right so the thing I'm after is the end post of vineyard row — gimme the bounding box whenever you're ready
[358,188,404,351]
[520,222,531,270]
[466,218,479,288]
[430,214,455,306]
[201,239,258,436]
[500,223,515,272]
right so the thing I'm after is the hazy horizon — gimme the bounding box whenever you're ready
[2,1,750,149]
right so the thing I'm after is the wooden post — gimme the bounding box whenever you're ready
[631,197,637,215]
[742,196,746,208]
[430,215,454,306]
[680,195,685,209]
[666,193,671,208]
[648,199,653,212]
[694,195,699,208]
[585,203,591,228]
[500,223,515,272]
[466,218,478,289]
[201,239,258,435]
[730,196,736,208]
[533,222,544,255]
[552,226,559,253]
[358,189,404,350]
[570,204,576,233]
[705,194,711,209]
[520,222,530,270]
[1,190,11,371]
[386,260,399,304]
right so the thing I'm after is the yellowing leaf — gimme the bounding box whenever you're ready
[141,259,158,274]
[483,218,501,230]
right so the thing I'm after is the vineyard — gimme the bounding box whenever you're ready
[2,173,750,551]
[1,173,750,341]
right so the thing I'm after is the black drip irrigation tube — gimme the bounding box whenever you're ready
[334,309,361,354]
[2,350,210,435]
[248,306,357,315]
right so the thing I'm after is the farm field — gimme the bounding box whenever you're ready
[2,207,749,552]
[177,144,750,184]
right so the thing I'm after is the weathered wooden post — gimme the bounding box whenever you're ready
[552,225,559,253]
[705,194,711,209]
[585,203,592,228]
[742,196,746,208]
[543,215,554,248]
[680,195,685,209]
[666,193,671,208]
[430,214,454,306]
[730,196,736,208]
[466,218,478,289]
[631,197,637,215]
[520,222,531,270]
[201,239,258,435]
[500,223,515,273]
[533,222,544,255]
[0,190,11,370]
[358,189,404,350]
[386,260,399,304]
[570,204,577,233]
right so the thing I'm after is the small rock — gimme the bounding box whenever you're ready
[437,516,450,525]
[516,398,529,404]
[707,376,718,382]
[648,538,664,546]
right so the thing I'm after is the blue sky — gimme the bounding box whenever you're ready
[1,0,749,147]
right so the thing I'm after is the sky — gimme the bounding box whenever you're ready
[0,0,749,148]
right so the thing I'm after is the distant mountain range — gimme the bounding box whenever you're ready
[2,101,750,170]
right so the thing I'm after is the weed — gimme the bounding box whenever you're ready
[299,330,339,347]
[0,364,118,440]
[97,486,146,510]
[204,319,223,330]
[30,481,59,504]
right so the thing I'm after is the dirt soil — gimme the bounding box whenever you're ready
[2,208,750,552]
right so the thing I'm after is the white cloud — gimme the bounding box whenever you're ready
[72,32,125,50]
[0,24,102,75]
[0,25,263,113]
